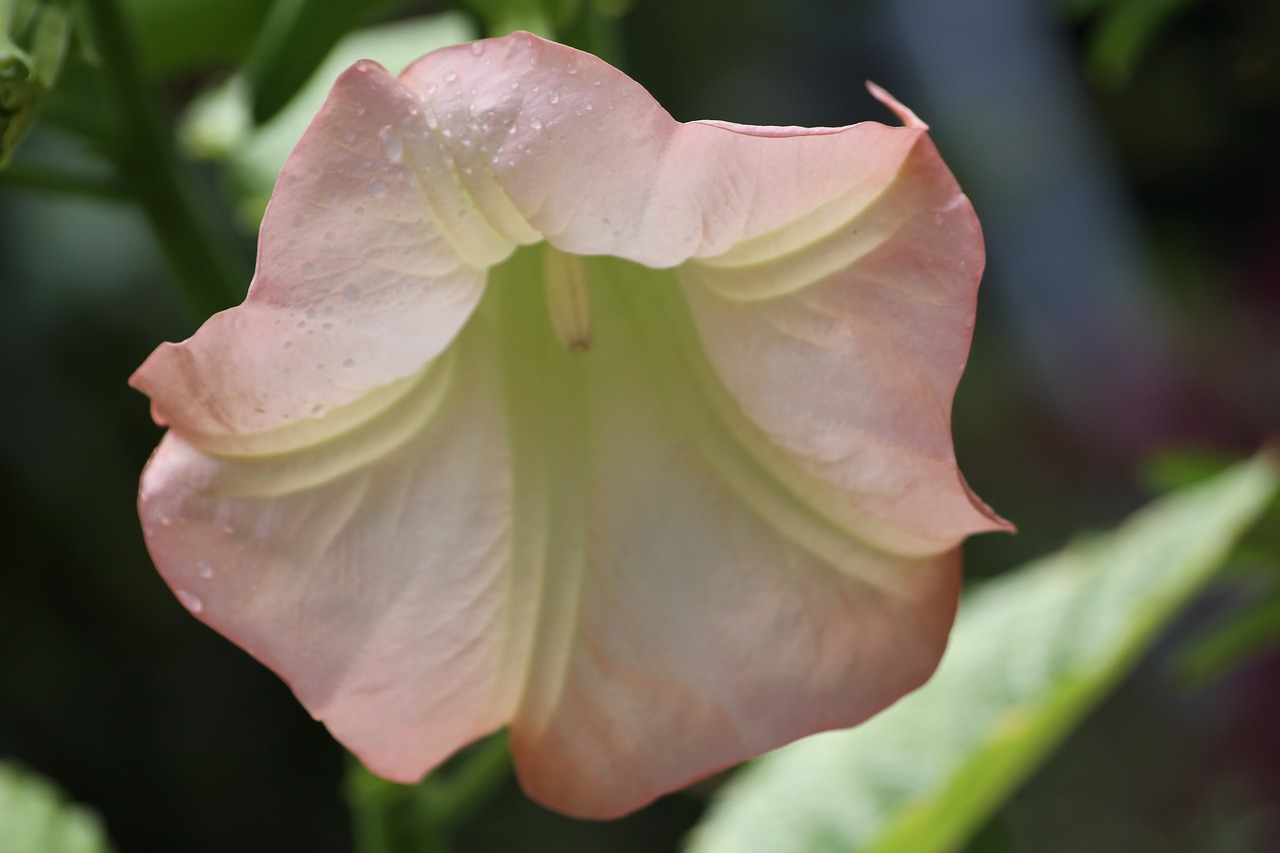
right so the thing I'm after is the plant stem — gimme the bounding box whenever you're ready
[348,734,513,853]
[82,0,246,318]
[1,159,123,197]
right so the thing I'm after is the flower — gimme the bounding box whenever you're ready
[131,32,1008,818]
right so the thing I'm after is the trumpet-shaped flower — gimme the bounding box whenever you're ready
[131,32,1008,818]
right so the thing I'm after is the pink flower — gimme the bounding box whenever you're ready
[131,32,1008,818]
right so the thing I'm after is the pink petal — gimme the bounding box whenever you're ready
[139,322,526,780]
[506,265,962,817]
[679,117,1010,552]
[131,59,510,441]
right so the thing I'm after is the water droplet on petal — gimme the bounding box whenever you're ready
[343,129,356,143]
[529,117,542,130]
[425,107,439,130]
[548,89,560,104]
[470,42,484,56]
[368,176,386,197]
[196,561,214,580]
[176,589,204,614]
[285,174,298,187]
[378,125,403,162]
[443,70,458,83]
[934,212,945,225]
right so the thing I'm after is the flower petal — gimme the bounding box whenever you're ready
[396,35,935,269]
[506,260,961,818]
[131,59,514,444]
[679,97,1010,553]
[138,316,526,781]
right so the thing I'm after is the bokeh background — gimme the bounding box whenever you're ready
[1,0,1278,850]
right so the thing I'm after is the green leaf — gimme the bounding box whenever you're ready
[180,12,475,226]
[1,0,72,167]
[0,762,114,853]
[1084,0,1203,88]
[119,0,269,75]
[1176,589,1280,686]
[243,0,420,125]
[686,454,1280,853]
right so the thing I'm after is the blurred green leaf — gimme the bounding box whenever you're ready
[1079,0,1204,88]
[460,0,556,38]
[1,0,72,167]
[181,12,475,226]
[0,762,114,853]
[119,0,270,75]
[1141,447,1238,494]
[243,0,419,125]
[686,454,1280,853]
[1176,589,1280,687]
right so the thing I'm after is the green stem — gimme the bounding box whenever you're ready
[1,159,123,197]
[348,734,513,853]
[83,0,246,318]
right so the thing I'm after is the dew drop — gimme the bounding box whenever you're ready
[176,589,204,614]
[584,103,593,112]
[285,174,298,187]
[283,340,293,349]
[567,63,578,75]
[343,284,361,302]
[443,70,458,83]
[934,212,944,225]
[195,561,214,580]
[425,107,439,130]
[548,89,560,104]
[529,117,542,130]
[378,125,403,161]
[355,103,367,117]
[159,514,172,527]
[343,129,356,143]
[470,42,484,56]
[368,176,386,197]
[326,192,338,206]
[963,315,975,329]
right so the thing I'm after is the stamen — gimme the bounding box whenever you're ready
[541,246,592,353]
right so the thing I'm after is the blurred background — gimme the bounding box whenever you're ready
[1,0,1277,850]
